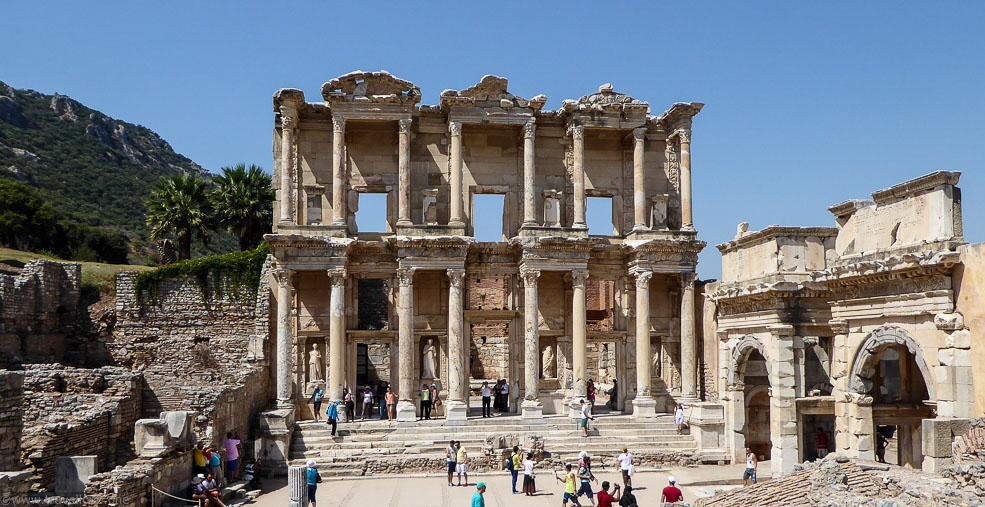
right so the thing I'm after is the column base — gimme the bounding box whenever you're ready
[395,400,417,421]
[572,222,587,229]
[682,224,695,231]
[564,396,582,418]
[449,219,465,228]
[632,395,658,419]
[521,399,543,419]
[276,399,296,411]
[396,218,412,227]
[444,400,468,421]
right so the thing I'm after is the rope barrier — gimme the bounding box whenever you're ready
[150,485,198,507]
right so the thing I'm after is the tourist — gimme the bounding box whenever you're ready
[420,383,432,420]
[343,387,354,422]
[492,380,501,412]
[431,384,442,418]
[223,431,241,481]
[580,399,595,438]
[508,445,522,494]
[815,427,829,459]
[481,381,492,418]
[743,447,758,486]
[577,455,598,506]
[243,459,261,490]
[876,430,888,463]
[557,462,581,506]
[446,440,457,487]
[616,447,633,488]
[385,387,397,421]
[456,441,469,486]
[660,475,684,505]
[311,386,324,421]
[608,379,618,410]
[499,379,510,413]
[596,481,620,507]
[361,386,374,420]
[305,459,321,507]
[587,379,596,415]
[472,482,487,507]
[198,472,225,507]
[377,382,388,420]
[522,452,537,495]
[188,475,210,507]
[674,403,685,434]
[193,442,208,476]
[325,400,339,436]
[617,485,637,507]
[206,446,223,485]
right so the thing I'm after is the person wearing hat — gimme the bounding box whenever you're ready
[661,475,684,504]
[471,482,487,507]
[325,399,340,437]
[187,475,210,507]
[306,460,322,507]
[556,463,581,505]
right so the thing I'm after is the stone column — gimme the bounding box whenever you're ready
[327,268,346,401]
[680,272,698,401]
[448,121,464,227]
[678,130,693,231]
[279,114,297,224]
[396,268,416,421]
[570,125,587,228]
[828,319,852,454]
[522,120,537,227]
[287,465,308,507]
[520,268,542,418]
[571,270,589,401]
[632,127,647,231]
[397,118,412,226]
[274,268,296,408]
[445,268,467,420]
[633,270,656,418]
[331,115,346,226]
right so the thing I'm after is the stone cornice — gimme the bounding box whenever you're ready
[716,226,838,254]
[869,170,961,204]
[439,75,546,112]
[560,83,650,116]
[812,249,961,286]
[273,88,306,112]
[653,102,704,130]
[263,233,352,251]
[709,279,831,303]
[826,199,874,219]
[321,70,421,105]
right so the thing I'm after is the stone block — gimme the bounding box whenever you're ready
[631,396,657,419]
[921,418,953,458]
[922,455,951,473]
[55,455,97,496]
[134,418,172,457]
[945,330,972,349]
[287,465,308,507]
[161,411,195,447]
[856,435,872,452]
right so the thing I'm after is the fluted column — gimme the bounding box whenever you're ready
[274,268,296,408]
[331,115,346,226]
[397,118,412,226]
[520,268,543,418]
[632,127,647,231]
[680,272,698,400]
[678,130,693,231]
[279,114,296,223]
[571,125,586,228]
[395,268,417,420]
[522,120,537,226]
[448,121,464,227]
[445,269,468,420]
[633,270,657,418]
[327,268,346,401]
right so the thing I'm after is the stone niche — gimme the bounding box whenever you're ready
[540,337,558,379]
[55,456,97,496]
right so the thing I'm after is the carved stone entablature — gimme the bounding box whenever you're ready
[869,170,961,205]
[654,102,704,132]
[934,311,965,331]
[515,236,595,265]
[561,83,650,115]
[264,233,352,262]
[273,88,306,112]
[827,199,875,219]
[321,70,422,104]
[388,235,472,260]
[439,75,547,111]
[828,319,849,335]
[716,226,839,255]
[812,249,961,287]
[624,237,705,269]
[714,287,833,317]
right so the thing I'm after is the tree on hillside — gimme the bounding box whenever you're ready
[0,180,58,251]
[146,174,214,261]
[211,163,274,251]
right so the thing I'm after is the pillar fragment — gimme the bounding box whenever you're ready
[331,116,346,226]
[448,121,464,227]
[632,127,647,231]
[274,268,296,408]
[396,118,412,226]
[677,129,693,230]
[396,268,417,421]
[327,268,346,401]
[570,125,586,228]
[633,270,657,418]
[520,268,542,418]
[445,268,467,420]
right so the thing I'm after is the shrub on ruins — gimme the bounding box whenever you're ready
[134,242,269,304]
[210,163,274,251]
[146,173,214,261]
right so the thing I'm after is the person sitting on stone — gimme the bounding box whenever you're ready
[243,459,262,491]
[188,475,210,507]
[197,473,225,507]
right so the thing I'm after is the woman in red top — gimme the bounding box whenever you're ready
[586,380,596,415]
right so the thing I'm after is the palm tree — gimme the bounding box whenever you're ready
[146,173,214,260]
[211,163,274,251]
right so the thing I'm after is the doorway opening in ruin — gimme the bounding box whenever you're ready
[587,196,616,236]
[869,345,932,468]
[743,349,771,462]
[472,193,506,241]
[800,411,835,462]
[354,192,388,233]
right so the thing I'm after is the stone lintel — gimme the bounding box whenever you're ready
[870,170,961,204]
[827,199,874,219]
[716,225,838,254]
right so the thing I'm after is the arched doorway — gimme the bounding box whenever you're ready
[743,350,771,461]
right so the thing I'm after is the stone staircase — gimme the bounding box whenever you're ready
[289,412,702,477]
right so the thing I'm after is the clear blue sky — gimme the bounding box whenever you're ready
[3,1,983,278]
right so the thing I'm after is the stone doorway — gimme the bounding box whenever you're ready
[352,340,393,418]
[743,348,771,462]
[801,412,835,462]
[868,345,932,468]
[587,339,618,411]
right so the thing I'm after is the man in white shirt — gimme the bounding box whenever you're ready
[616,447,633,488]
[579,399,594,437]
[481,381,492,418]
[499,380,510,413]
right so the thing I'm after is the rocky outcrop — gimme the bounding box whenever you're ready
[49,94,78,121]
[0,95,32,128]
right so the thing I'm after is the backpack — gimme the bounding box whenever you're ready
[505,456,514,471]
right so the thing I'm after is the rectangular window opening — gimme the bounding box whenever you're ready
[306,195,322,225]
[355,192,388,233]
[587,196,616,236]
[473,193,505,242]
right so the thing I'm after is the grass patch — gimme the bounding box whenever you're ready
[134,243,268,305]
[0,246,151,297]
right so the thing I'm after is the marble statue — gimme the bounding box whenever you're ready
[421,338,437,379]
[541,345,554,378]
[308,343,323,381]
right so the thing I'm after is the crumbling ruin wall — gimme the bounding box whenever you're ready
[0,370,25,471]
[0,260,81,367]
[112,270,272,446]
[20,365,142,490]
[84,450,192,507]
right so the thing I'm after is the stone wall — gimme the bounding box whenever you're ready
[0,260,81,367]
[84,450,192,507]
[0,370,25,471]
[20,365,142,490]
[955,242,985,416]
[469,321,509,379]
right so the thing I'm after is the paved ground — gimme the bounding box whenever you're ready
[249,464,748,506]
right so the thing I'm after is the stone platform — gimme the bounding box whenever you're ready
[289,412,699,477]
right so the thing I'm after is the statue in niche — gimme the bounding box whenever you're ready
[597,343,609,380]
[541,345,555,378]
[308,343,323,382]
[421,338,438,379]
[651,348,661,379]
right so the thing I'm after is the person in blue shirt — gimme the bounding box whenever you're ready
[325,400,339,437]
[472,482,486,507]
[306,460,321,507]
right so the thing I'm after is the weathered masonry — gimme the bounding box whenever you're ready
[264,71,706,431]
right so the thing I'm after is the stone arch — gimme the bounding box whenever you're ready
[848,325,936,400]
[727,335,772,387]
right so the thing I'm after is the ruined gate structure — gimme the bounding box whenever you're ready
[259,71,707,459]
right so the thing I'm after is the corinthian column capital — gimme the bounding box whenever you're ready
[332,115,345,133]
[273,267,295,289]
[328,268,347,287]
[571,270,589,288]
[674,129,691,144]
[681,271,697,288]
[397,268,415,287]
[280,114,296,129]
[398,118,413,134]
[448,121,462,137]
[523,120,537,139]
[520,268,541,287]
[447,268,466,288]
[633,127,647,142]
[634,270,653,289]
[568,124,585,142]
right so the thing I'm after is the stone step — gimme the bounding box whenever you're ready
[290,435,695,450]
